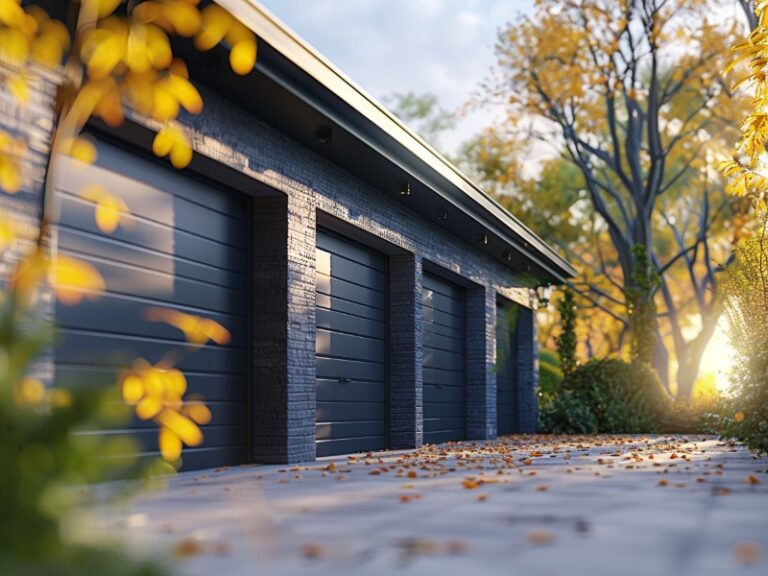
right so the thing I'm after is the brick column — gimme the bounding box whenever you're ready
[387,253,423,449]
[251,194,317,463]
[466,286,497,440]
[515,305,538,433]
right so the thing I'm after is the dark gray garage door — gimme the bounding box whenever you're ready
[315,230,386,456]
[54,139,248,471]
[496,301,519,436]
[422,273,466,444]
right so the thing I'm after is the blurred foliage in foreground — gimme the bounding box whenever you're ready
[720,229,768,453]
[0,276,171,574]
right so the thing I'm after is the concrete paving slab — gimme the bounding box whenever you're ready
[83,435,768,576]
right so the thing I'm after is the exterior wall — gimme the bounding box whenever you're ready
[178,89,539,459]
[466,286,497,440]
[5,78,542,463]
[388,254,423,449]
[514,306,539,433]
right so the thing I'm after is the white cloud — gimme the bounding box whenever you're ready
[259,0,533,154]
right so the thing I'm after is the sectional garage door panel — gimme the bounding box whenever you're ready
[496,302,519,436]
[54,140,249,471]
[422,273,466,444]
[316,230,387,457]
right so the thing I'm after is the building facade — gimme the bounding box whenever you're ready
[2,1,574,470]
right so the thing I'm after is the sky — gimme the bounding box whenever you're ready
[259,0,533,154]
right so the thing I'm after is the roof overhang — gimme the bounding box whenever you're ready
[211,0,576,284]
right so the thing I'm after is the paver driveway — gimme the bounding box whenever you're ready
[92,435,768,576]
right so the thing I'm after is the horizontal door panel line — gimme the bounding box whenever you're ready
[315,303,385,321]
[315,246,385,273]
[58,327,245,350]
[316,352,385,365]
[60,248,247,296]
[55,362,246,377]
[421,302,464,320]
[315,434,385,443]
[315,326,386,342]
[56,288,247,320]
[315,290,385,312]
[59,226,248,279]
[57,189,247,248]
[422,342,466,355]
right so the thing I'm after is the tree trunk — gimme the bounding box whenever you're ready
[674,311,720,401]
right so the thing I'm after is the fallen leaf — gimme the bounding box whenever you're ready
[747,475,761,485]
[527,530,555,545]
[300,543,324,559]
[172,537,203,557]
[733,541,762,565]
[476,494,488,502]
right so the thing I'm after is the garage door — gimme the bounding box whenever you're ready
[422,273,466,444]
[315,230,387,456]
[54,139,248,471]
[496,302,518,436]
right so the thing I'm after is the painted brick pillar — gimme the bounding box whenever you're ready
[466,286,497,440]
[251,194,317,463]
[515,305,538,433]
[387,253,423,449]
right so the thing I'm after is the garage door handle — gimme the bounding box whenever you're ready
[435,384,443,389]
[338,377,350,383]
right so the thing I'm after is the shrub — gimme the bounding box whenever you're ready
[554,289,577,376]
[540,358,671,434]
[565,358,671,433]
[720,233,768,453]
[538,349,563,409]
[539,390,597,434]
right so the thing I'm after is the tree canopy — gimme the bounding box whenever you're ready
[473,0,752,399]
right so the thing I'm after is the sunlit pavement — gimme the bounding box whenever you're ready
[90,436,768,576]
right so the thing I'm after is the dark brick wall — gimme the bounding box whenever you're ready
[388,254,423,449]
[251,195,317,463]
[514,306,538,433]
[174,89,540,460]
[466,286,497,440]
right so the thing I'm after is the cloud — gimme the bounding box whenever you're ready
[259,0,532,153]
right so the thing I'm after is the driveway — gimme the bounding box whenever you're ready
[90,435,768,576]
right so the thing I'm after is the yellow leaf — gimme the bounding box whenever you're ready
[80,185,128,232]
[153,85,179,121]
[229,38,256,75]
[184,401,212,425]
[51,255,105,305]
[164,369,187,399]
[159,409,203,446]
[166,74,203,114]
[152,128,174,157]
[0,217,16,251]
[81,26,126,79]
[122,374,145,403]
[0,0,25,28]
[0,27,30,66]
[98,0,123,18]
[9,75,28,103]
[169,135,192,168]
[159,427,182,461]
[0,157,21,194]
[136,396,164,420]
[39,18,71,51]
[16,378,46,406]
[735,411,745,422]
[194,4,232,51]
[31,34,64,68]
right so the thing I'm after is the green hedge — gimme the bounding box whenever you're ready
[540,358,672,434]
